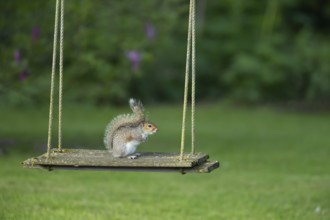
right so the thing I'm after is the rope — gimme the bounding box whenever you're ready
[46,0,65,157]
[47,0,60,158]
[191,0,196,155]
[58,0,64,151]
[180,0,195,161]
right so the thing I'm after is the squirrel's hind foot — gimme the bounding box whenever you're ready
[127,153,141,159]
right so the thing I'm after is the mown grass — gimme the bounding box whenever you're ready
[0,103,329,220]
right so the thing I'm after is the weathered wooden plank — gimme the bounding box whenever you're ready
[22,160,220,173]
[22,149,209,168]
[183,161,220,173]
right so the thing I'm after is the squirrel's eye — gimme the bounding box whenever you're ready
[148,124,152,128]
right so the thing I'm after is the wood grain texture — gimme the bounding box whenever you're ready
[22,149,219,173]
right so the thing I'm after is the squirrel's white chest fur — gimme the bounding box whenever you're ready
[124,133,148,156]
[124,140,140,156]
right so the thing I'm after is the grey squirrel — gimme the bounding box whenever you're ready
[104,98,158,159]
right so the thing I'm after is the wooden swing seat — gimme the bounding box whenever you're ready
[22,149,219,174]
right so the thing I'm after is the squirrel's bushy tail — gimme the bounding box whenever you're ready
[104,98,145,150]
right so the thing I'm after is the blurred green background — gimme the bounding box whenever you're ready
[1,1,330,220]
[2,0,330,106]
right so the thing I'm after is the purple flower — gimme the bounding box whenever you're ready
[126,50,141,72]
[19,70,29,81]
[14,50,21,65]
[32,26,40,43]
[144,22,156,41]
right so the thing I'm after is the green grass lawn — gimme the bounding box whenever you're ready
[0,103,329,220]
